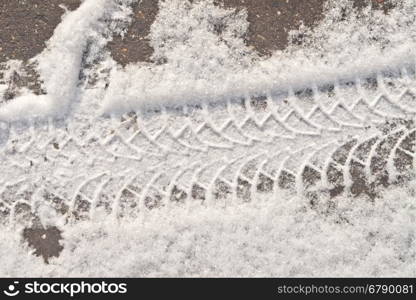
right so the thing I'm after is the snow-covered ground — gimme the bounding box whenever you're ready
[0,0,415,276]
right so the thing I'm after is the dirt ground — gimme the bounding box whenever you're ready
[0,0,392,64]
[0,0,81,63]
[0,0,392,100]
[109,0,392,65]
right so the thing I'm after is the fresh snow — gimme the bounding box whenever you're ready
[0,0,415,277]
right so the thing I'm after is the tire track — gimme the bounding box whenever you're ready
[0,71,414,226]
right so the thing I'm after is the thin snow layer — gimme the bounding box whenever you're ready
[102,0,416,113]
[1,183,415,277]
[0,0,415,119]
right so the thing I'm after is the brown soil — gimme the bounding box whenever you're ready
[0,0,81,63]
[0,1,393,82]
[107,0,159,66]
[0,0,394,66]
[22,225,64,263]
[0,0,81,101]
[108,0,393,65]
[216,0,326,56]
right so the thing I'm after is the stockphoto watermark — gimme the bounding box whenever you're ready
[2,280,127,297]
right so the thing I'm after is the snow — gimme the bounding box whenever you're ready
[0,0,136,121]
[1,0,415,119]
[102,0,416,113]
[0,0,415,277]
[1,182,415,277]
